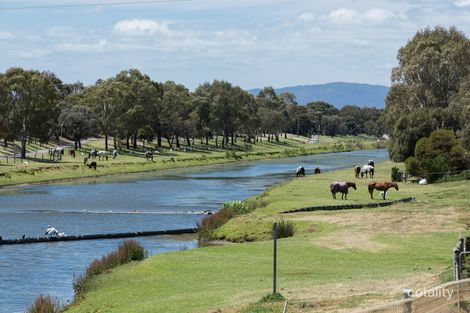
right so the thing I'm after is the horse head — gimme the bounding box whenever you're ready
[393,182,399,190]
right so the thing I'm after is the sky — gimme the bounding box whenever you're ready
[1,0,470,90]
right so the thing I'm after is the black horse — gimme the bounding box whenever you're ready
[145,151,153,161]
[87,161,97,170]
[296,166,305,177]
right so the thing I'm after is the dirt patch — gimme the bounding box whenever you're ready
[292,205,462,251]
[280,272,441,313]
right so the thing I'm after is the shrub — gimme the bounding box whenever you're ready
[274,220,295,239]
[27,294,61,313]
[405,156,421,177]
[391,166,401,182]
[73,240,147,296]
[421,154,451,182]
[222,200,252,214]
[197,208,237,240]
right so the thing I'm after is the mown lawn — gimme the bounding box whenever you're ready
[65,160,469,313]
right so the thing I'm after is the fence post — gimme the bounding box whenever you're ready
[403,289,412,313]
[273,222,277,295]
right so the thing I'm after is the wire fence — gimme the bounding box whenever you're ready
[357,279,470,313]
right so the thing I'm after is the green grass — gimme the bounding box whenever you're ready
[0,134,378,188]
[65,159,470,313]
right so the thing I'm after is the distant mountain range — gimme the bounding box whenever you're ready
[249,82,389,109]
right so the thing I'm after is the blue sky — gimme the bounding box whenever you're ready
[1,0,470,89]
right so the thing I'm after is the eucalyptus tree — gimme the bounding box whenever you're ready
[84,79,126,151]
[256,87,282,141]
[386,26,470,161]
[58,102,97,149]
[160,81,190,149]
[115,69,158,149]
[192,82,213,145]
[1,68,59,158]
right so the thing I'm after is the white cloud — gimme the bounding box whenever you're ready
[328,8,394,24]
[0,32,14,40]
[297,12,315,22]
[454,0,470,6]
[364,8,394,23]
[114,19,170,36]
[56,39,108,53]
[328,8,357,23]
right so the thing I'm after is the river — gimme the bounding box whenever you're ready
[0,149,388,313]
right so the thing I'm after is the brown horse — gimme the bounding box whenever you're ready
[330,181,357,200]
[314,167,321,174]
[368,182,398,200]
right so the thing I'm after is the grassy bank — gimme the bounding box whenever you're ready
[65,159,469,313]
[0,135,378,188]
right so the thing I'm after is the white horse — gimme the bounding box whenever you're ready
[112,149,118,159]
[361,165,374,178]
[97,150,109,161]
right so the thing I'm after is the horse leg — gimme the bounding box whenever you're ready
[332,192,335,199]
[383,189,387,200]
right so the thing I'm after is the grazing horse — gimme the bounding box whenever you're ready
[330,181,357,200]
[89,149,97,159]
[368,181,398,200]
[296,166,305,177]
[354,165,361,178]
[112,149,118,159]
[87,161,97,170]
[97,150,108,161]
[145,151,153,161]
[314,167,321,174]
[69,149,75,158]
[361,165,374,178]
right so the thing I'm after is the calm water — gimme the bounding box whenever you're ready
[0,149,388,313]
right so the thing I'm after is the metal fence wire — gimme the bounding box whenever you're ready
[357,279,470,313]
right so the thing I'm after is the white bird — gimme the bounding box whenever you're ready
[379,191,387,199]
[45,225,59,237]
[58,232,66,237]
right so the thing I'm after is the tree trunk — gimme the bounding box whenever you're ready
[4,138,7,148]
[231,133,234,145]
[157,128,162,148]
[113,135,117,150]
[186,136,191,147]
[79,138,82,148]
[176,135,180,148]
[74,138,78,150]
[166,135,173,149]
[126,136,130,149]
[205,135,209,145]
[133,132,137,149]
[21,136,27,159]
[105,132,109,151]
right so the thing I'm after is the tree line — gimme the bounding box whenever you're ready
[385,26,470,165]
[0,67,384,159]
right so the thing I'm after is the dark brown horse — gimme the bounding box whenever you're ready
[330,181,357,200]
[314,167,321,174]
[368,182,398,200]
[354,165,360,178]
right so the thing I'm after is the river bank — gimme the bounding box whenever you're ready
[65,160,469,313]
[0,135,378,188]
[0,149,390,313]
